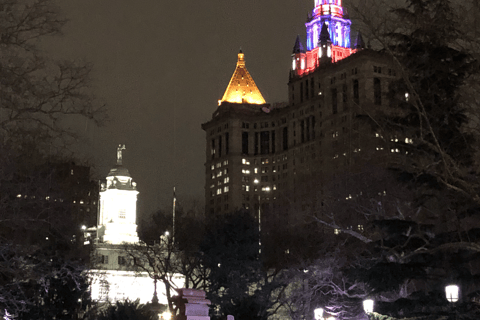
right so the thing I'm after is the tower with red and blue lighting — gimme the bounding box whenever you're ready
[292,0,355,77]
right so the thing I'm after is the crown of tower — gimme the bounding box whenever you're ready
[220,50,266,105]
[292,0,356,77]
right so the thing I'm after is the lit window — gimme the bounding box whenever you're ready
[216,162,221,168]
[254,179,259,184]
[224,177,229,183]
[254,168,258,174]
[211,165,214,170]
[334,229,340,235]
[301,59,305,69]
[217,188,222,195]
[327,46,331,57]
[246,185,250,192]
[358,225,364,231]
[223,160,228,165]
[292,59,296,70]
[273,184,277,190]
[224,186,229,193]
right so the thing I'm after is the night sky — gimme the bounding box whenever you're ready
[43,0,343,218]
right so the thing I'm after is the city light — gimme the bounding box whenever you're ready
[363,299,374,314]
[445,284,459,303]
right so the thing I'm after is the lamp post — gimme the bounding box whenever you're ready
[445,284,459,303]
[363,299,374,320]
[446,284,459,320]
[314,307,324,320]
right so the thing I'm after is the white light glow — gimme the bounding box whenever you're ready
[314,308,324,320]
[446,284,459,302]
[363,299,374,313]
[89,270,184,304]
[292,59,296,70]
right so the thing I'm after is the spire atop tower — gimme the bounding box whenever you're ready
[354,31,365,49]
[220,51,266,105]
[237,49,245,67]
[292,35,306,54]
[319,22,331,44]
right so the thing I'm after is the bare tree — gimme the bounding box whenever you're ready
[0,0,105,148]
[0,0,105,318]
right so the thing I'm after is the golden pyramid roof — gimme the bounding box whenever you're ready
[220,51,266,105]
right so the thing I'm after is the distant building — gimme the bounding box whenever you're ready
[89,145,184,304]
[202,0,398,229]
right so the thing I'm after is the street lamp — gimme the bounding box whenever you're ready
[314,308,324,320]
[445,284,459,303]
[363,299,374,316]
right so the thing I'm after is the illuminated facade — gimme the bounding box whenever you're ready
[220,50,266,105]
[202,0,397,231]
[97,145,139,245]
[292,0,356,78]
[90,145,184,304]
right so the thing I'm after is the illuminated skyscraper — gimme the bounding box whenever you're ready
[202,0,396,243]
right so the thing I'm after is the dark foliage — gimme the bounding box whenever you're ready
[94,300,158,320]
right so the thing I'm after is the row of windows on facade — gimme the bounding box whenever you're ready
[210,194,229,205]
[293,65,394,103]
[210,186,230,197]
[209,123,229,136]
[241,156,288,166]
[293,71,361,105]
[210,132,230,159]
[295,77,388,113]
[99,255,127,266]
[210,160,229,171]
[15,194,96,207]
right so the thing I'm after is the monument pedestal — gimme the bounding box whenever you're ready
[173,289,210,320]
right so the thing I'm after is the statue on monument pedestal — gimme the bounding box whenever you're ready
[117,144,126,165]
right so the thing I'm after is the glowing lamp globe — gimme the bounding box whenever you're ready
[363,299,374,314]
[445,284,459,303]
[314,308,324,320]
